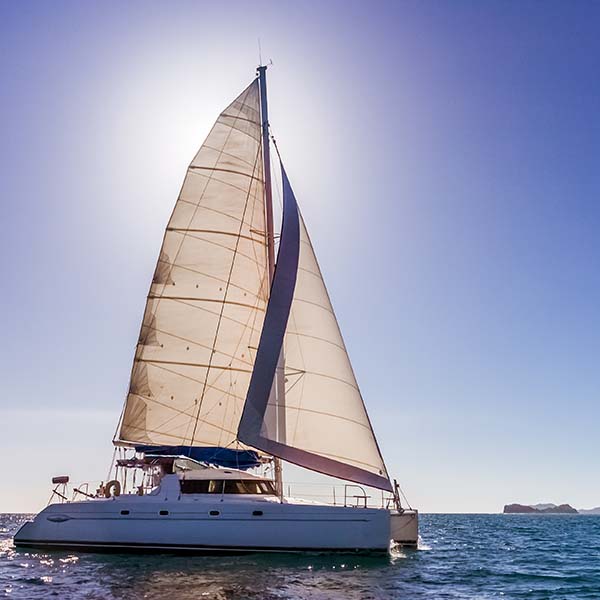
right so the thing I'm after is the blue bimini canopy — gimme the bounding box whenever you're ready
[135,446,261,470]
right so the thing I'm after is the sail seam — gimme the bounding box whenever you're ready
[164,230,267,265]
[137,359,253,373]
[264,402,374,431]
[166,228,266,244]
[175,197,259,224]
[146,296,266,312]
[299,370,359,391]
[147,358,249,396]
[189,166,263,182]
[292,297,335,315]
[299,450,384,472]
[139,326,259,369]
[169,292,264,333]
[217,116,261,141]
[297,266,323,280]
[202,143,257,168]
[179,234,267,264]
[151,260,262,299]
[119,419,240,444]
[219,113,260,126]
[186,170,261,197]
[285,331,347,352]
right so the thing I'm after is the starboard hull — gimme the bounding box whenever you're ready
[390,509,419,547]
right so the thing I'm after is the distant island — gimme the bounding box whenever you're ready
[578,507,600,515]
[504,503,600,514]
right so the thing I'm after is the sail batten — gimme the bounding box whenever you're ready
[115,79,268,452]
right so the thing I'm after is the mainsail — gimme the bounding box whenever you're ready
[115,80,269,452]
[238,166,392,492]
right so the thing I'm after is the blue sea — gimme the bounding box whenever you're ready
[1,513,599,599]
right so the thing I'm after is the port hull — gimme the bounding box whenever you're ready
[14,495,391,555]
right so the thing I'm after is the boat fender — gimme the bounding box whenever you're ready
[104,480,121,498]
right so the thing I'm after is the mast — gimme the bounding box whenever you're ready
[258,66,275,281]
[257,64,285,499]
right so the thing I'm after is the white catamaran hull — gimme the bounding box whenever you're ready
[15,497,391,554]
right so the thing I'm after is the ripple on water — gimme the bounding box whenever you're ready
[2,513,600,599]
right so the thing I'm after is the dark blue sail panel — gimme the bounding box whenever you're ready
[135,446,261,470]
[237,164,300,438]
[237,162,393,493]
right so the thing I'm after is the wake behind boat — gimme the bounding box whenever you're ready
[15,65,418,554]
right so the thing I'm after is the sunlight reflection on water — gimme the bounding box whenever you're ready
[2,513,600,599]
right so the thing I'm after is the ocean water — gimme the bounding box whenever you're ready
[1,513,599,599]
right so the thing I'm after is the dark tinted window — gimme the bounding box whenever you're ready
[223,480,276,495]
[180,480,223,494]
[180,479,276,495]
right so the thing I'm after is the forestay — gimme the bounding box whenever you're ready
[115,80,269,450]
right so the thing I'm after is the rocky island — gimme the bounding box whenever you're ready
[504,503,578,514]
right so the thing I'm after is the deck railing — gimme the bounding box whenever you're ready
[48,477,399,510]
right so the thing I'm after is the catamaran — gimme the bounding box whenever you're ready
[14,66,418,554]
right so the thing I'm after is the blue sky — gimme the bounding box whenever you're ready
[1,0,599,512]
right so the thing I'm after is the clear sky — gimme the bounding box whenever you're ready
[1,1,599,513]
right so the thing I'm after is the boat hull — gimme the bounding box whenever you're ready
[14,496,391,554]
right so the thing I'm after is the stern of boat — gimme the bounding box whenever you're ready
[390,508,418,547]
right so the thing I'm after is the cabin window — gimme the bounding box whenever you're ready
[180,480,223,494]
[222,480,276,495]
[180,479,276,495]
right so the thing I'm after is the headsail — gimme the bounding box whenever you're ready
[238,164,392,492]
[115,80,269,451]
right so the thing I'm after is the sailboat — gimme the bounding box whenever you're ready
[14,66,418,554]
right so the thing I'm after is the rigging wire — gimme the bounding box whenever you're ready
[269,131,284,212]
[105,446,117,483]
